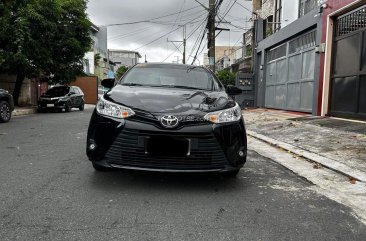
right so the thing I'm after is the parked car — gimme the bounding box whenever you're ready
[0,89,15,123]
[86,63,247,177]
[38,86,84,112]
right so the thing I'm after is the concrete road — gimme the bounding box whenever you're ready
[0,109,365,241]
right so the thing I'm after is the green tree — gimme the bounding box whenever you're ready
[216,69,236,87]
[0,0,91,105]
[116,65,129,80]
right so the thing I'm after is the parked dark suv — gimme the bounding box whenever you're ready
[0,89,15,123]
[38,86,84,112]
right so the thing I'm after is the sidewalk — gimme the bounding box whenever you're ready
[12,106,37,117]
[243,109,366,182]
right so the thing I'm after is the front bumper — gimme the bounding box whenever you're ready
[38,100,66,109]
[86,110,247,172]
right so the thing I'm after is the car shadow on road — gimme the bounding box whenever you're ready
[87,168,248,194]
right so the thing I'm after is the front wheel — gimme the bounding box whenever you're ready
[79,101,84,111]
[64,102,71,112]
[0,101,11,123]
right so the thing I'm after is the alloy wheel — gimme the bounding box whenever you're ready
[0,102,10,122]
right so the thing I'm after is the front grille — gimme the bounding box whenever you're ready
[40,98,58,104]
[105,129,227,170]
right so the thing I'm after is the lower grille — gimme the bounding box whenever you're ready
[105,129,227,170]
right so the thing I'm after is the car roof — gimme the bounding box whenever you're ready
[135,62,205,70]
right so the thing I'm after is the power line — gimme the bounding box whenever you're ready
[103,5,201,27]
[162,14,209,62]
[133,12,206,51]
[235,0,252,13]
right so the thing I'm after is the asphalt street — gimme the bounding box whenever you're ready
[0,109,366,241]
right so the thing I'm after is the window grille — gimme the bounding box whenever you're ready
[289,30,316,54]
[267,43,287,62]
[336,5,366,37]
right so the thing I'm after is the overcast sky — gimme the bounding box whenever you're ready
[87,0,252,64]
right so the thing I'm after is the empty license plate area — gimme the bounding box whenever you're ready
[146,136,190,157]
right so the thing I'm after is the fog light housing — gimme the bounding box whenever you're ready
[89,143,97,151]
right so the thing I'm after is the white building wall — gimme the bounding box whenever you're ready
[282,0,300,27]
[83,51,95,74]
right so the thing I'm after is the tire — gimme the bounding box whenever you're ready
[92,163,111,172]
[0,101,11,123]
[37,107,44,113]
[64,102,71,112]
[79,101,84,111]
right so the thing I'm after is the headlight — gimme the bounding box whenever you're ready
[204,103,242,123]
[96,96,135,119]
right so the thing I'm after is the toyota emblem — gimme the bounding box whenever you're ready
[160,115,179,128]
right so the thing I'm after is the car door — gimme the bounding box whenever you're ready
[69,87,78,107]
[74,87,84,106]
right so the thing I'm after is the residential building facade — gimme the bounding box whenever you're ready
[109,50,142,69]
[319,0,366,120]
[253,0,322,115]
[252,0,366,120]
[83,24,112,81]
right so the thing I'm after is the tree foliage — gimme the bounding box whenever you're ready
[0,0,91,104]
[216,69,236,87]
[116,65,129,80]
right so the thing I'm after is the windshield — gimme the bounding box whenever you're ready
[120,66,221,91]
[45,86,69,97]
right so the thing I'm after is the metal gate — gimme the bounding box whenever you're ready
[330,5,366,120]
[265,30,316,112]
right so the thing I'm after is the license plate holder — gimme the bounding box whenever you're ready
[46,104,54,107]
[146,136,190,157]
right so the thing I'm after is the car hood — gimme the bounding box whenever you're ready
[105,85,235,114]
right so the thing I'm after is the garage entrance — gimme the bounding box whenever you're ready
[265,30,316,112]
[330,5,366,120]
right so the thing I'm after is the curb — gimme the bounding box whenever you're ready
[12,108,37,117]
[247,130,366,183]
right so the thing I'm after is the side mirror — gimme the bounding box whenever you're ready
[226,85,242,96]
[101,78,115,89]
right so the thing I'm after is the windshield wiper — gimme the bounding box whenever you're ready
[174,85,207,90]
[156,85,207,91]
[121,83,144,86]
[187,66,198,73]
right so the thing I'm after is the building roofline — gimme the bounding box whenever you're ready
[108,49,142,58]
[90,23,99,32]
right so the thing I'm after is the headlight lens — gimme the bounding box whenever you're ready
[96,96,135,119]
[204,103,242,123]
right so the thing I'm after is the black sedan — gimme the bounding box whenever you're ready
[0,89,14,123]
[38,86,85,112]
[86,63,247,177]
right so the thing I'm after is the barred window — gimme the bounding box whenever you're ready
[267,43,287,62]
[336,5,366,37]
[299,0,318,17]
[289,31,316,54]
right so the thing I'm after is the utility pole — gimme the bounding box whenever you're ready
[183,25,186,64]
[167,25,186,64]
[208,0,216,72]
